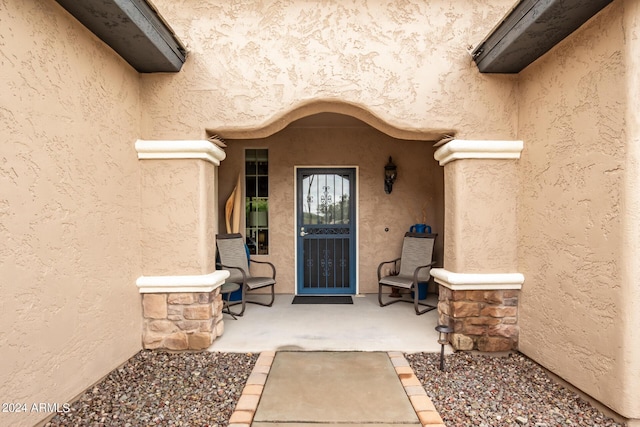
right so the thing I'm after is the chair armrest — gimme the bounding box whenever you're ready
[377,258,401,281]
[412,262,436,283]
[250,259,277,279]
[217,263,248,283]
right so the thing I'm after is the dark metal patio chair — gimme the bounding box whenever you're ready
[377,232,438,315]
[216,233,276,316]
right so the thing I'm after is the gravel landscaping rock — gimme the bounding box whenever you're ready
[405,352,624,427]
[47,351,257,427]
[45,350,625,427]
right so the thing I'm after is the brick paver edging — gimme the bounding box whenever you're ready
[227,351,446,427]
[228,351,275,427]
[388,351,446,427]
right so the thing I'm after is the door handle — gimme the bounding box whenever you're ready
[300,227,308,237]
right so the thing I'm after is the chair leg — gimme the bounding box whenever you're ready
[222,293,238,320]
[378,283,436,315]
[413,285,437,315]
[227,284,247,317]
[379,283,403,307]
[246,284,275,307]
[267,284,274,306]
[239,285,247,315]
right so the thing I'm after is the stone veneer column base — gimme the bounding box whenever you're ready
[438,286,519,352]
[136,270,229,351]
[431,269,524,352]
[141,290,224,351]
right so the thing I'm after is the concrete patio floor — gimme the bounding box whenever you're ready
[208,293,448,353]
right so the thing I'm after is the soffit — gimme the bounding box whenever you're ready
[54,0,186,73]
[472,0,613,73]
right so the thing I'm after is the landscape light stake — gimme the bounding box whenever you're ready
[435,324,453,371]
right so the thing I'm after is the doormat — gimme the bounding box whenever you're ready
[292,296,353,304]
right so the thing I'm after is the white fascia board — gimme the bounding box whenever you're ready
[135,140,227,165]
[136,270,230,293]
[434,140,523,166]
[431,268,524,291]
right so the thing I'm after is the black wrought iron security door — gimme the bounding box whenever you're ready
[296,168,356,294]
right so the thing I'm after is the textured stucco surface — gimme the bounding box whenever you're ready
[217,123,444,294]
[141,160,219,275]
[140,0,518,141]
[0,1,142,426]
[141,159,218,275]
[518,1,639,418]
[621,0,640,419]
[204,162,219,273]
[443,159,518,273]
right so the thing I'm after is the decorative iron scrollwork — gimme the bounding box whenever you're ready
[320,185,332,205]
[304,227,350,235]
[320,249,333,277]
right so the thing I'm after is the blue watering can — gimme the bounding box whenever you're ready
[410,223,432,234]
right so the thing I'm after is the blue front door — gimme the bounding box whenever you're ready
[296,168,356,294]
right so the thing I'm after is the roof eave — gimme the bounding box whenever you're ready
[55,0,186,73]
[472,0,613,74]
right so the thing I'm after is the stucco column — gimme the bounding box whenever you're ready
[134,140,229,350]
[431,140,525,352]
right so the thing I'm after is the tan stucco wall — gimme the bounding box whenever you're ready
[0,1,142,426]
[141,160,218,275]
[443,159,519,273]
[518,1,640,418]
[218,125,444,294]
[141,0,518,141]
[621,0,640,420]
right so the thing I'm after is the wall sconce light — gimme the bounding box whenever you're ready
[384,157,397,194]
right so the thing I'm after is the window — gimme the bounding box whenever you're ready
[245,149,268,254]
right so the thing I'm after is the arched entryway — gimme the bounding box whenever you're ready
[212,101,450,296]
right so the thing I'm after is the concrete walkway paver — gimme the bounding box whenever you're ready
[228,351,446,427]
